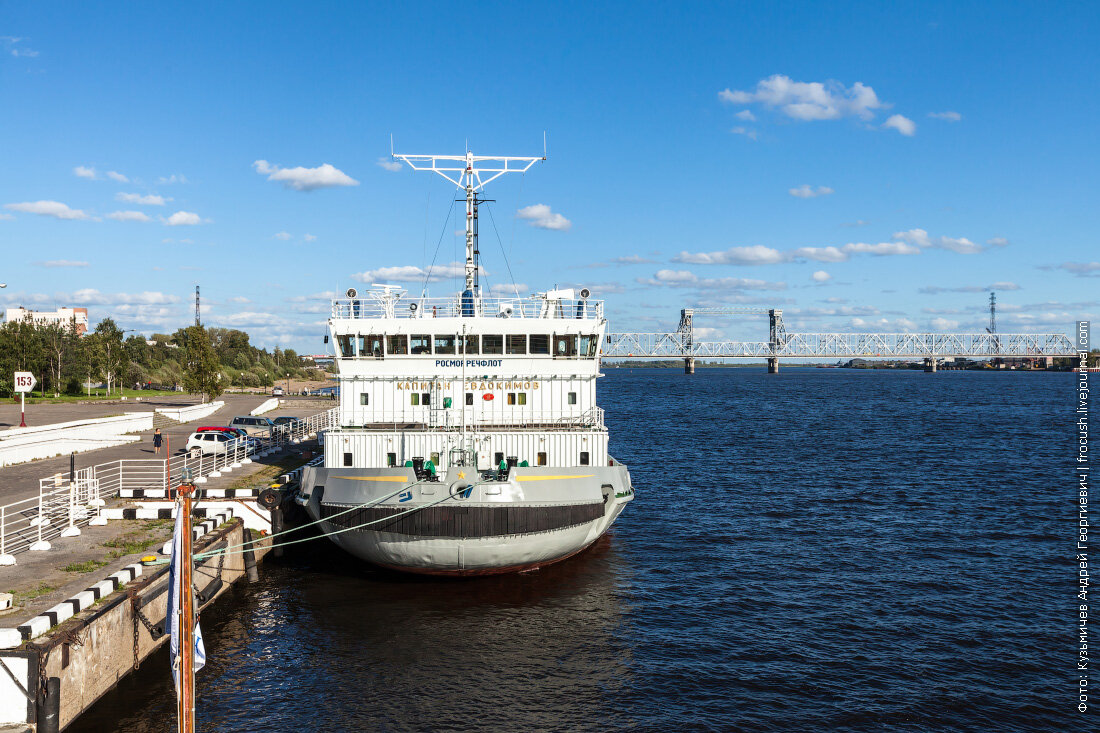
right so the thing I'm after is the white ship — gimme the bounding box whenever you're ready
[298,148,634,576]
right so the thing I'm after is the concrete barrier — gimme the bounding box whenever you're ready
[154,400,224,423]
[0,412,154,468]
[250,398,280,416]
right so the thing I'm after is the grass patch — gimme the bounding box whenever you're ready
[9,583,56,603]
[62,559,109,574]
[104,532,160,559]
[223,453,312,493]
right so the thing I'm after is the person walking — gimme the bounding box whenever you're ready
[153,427,163,455]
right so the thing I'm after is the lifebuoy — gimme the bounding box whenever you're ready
[483,393,494,401]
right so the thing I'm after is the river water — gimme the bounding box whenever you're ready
[70,368,1082,732]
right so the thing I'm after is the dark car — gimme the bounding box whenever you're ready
[272,416,299,435]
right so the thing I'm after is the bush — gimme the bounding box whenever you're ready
[65,378,82,396]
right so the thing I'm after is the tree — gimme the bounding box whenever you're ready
[43,319,80,396]
[181,325,223,402]
[90,318,127,396]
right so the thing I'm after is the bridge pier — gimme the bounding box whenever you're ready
[924,357,938,373]
[767,357,779,374]
[684,357,695,375]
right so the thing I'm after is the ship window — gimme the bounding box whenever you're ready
[580,451,590,465]
[507,392,516,405]
[410,334,432,354]
[465,392,473,405]
[359,393,369,405]
[387,452,396,467]
[483,334,504,354]
[506,335,527,354]
[529,334,549,354]
[336,335,354,358]
[537,451,547,466]
[568,392,577,405]
[387,334,408,355]
[462,334,479,354]
[410,393,420,406]
[431,452,440,466]
[494,452,504,466]
[343,452,353,467]
[421,393,431,406]
[579,335,597,358]
[363,335,383,357]
[553,334,577,357]
[518,393,527,405]
[434,335,456,354]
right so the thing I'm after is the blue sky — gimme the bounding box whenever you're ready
[1,1,1096,350]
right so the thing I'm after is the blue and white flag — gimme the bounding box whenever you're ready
[166,502,206,694]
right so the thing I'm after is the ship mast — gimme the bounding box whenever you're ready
[392,146,545,297]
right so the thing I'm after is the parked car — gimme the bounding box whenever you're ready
[196,426,250,440]
[272,386,285,397]
[186,431,233,456]
[228,415,276,436]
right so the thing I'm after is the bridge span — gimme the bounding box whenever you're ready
[603,308,1077,373]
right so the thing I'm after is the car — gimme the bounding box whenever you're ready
[196,426,250,440]
[186,431,234,455]
[272,386,285,397]
[271,415,298,436]
[228,415,276,436]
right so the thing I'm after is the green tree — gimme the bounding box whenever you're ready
[181,325,223,402]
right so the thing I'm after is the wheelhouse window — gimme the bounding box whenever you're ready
[343,452,353,467]
[465,392,473,405]
[387,335,408,355]
[421,393,431,406]
[434,335,456,354]
[461,334,479,355]
[483,334,504,354]
[568,392,577,405]
[518,393,527,405]
[580,451,590,465]
[336,335,354,358]
[537,451,547,466]
[529,334,550,355]
[410,334,432,354]
[553,334,577,357]
[359,393,369,405]
[361,335,383,357]
[578,335,597,358]
[410,393,420,406]
[507,392,516,405]
[506,335,527,354]
[387,452,397,467]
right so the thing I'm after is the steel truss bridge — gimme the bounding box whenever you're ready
[604,307,1076,372]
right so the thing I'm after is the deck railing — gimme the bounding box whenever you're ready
[331,295,603,320]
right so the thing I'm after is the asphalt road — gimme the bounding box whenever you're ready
[0,394,332,504]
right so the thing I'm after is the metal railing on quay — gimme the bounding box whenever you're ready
[0,407,338,566]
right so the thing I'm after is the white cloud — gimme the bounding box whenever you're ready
[156,174,187,185]
[106,210,151,222]
[894,228,982,253]
[842,241,921,256]
[790,246,852,263]
[611,255,655,264]
[643,269,786,291]
[69,288,180,305]
[730,126,758,140]
[516,204,572,231]
[163,211,205,226]
[11,48,38,58]
[377,158,403,172]
[811,270,832,283]
[352,261,483,284]
[106,171,129,183]
[928,111,962,121]
[735,110,756,121]
[74,166,97,180]
[986,237,1009,247]
[930,317,960,329]
[789,184,834,199]
[253,159,359,191]
[720,75,884,121]
[883,114,916,136]
[1042,262,1100,277]
[116,192,168,206]
[850,317,918,332]
[841,219,869,227]
[274,231,293,240]
[0,213,13,220]
[4,200,91,220]
[674,245,787,265]
[36,260,89,268]
[303,233,317,242]
[919,282,1021,294]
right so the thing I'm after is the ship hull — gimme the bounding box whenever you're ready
[298,464,633,576]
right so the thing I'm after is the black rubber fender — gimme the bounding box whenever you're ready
[257,486,283,510]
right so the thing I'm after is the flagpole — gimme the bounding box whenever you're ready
[177,475,196,733]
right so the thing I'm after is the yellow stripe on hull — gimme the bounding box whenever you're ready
[515,474,595,481]
[346,476,413,483]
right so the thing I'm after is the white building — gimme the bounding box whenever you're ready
[2,307,89,335]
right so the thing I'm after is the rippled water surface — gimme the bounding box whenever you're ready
[71,368,1082,732]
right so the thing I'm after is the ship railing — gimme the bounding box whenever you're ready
[331,296,604,320]
[335,407,605,431]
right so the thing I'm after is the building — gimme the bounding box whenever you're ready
[2,307,90,335]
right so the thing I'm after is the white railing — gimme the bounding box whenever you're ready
[0,408,338,566]
[337,407,605,431]
[331,295,604,321]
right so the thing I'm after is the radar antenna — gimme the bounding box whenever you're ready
[392,147,545,295]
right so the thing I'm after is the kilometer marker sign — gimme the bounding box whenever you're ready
[13,371,35,427]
